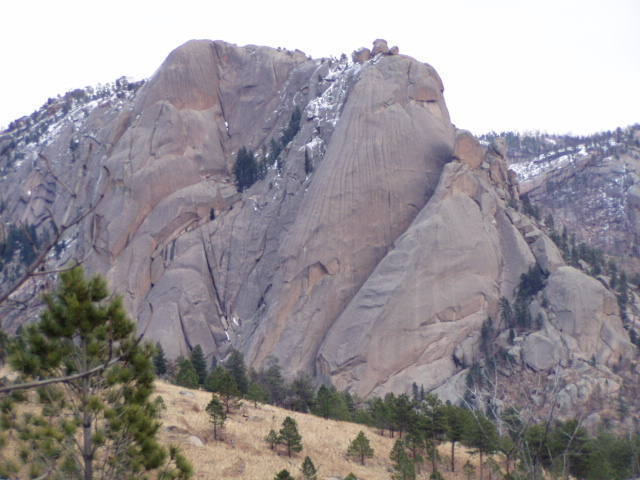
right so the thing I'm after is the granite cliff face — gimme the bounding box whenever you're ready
[0,39,637,425]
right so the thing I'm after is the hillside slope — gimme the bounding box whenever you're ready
[156,380,489,480]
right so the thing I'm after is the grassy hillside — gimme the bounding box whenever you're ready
[155,381,491,480]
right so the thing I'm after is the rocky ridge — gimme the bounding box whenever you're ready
[0,40,638,427]
[484,126,640,265]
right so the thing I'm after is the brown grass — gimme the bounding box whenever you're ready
[0,367,508,480]
[155,381,497,480]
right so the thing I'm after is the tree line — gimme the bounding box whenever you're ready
[154,340,640,480]
[3,268,640,479]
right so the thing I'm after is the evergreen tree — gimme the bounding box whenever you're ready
[347,431,374,465]
[269,138,282,165]
[247,381,269,407]
[258,357,287,405]
[444,403,470,472]
[265,429,280,450]
[404,426,425,473]
[0,328,7,366]
[288,374,316,412]
[463,460,476,480]
[370,396,392,435]
[343,474,358,480]
[421,394,446,474]
[205,366,239,412]
[190,344,207,385]
[281,107,302,146]
[279,416,303,457]
[313,384,333,419]
[463,412,499,480]
[175,357,199,389]
[274,469,295,480]
[206,395,226,441]
[300,456,318,480]
[234,146,259,192]
[225,348,249,395]
[1,267,192,480]
[390,438,416,480]
[392,393,416,438]
[153,341,167,376]
[304,149,313,175]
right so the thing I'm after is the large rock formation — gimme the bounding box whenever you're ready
[0,39,637,425]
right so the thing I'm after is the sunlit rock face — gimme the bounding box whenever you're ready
[1,39,637,427]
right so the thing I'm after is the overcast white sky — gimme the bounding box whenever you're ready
[1,0,638,135]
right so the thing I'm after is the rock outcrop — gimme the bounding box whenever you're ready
[1,39,637,425]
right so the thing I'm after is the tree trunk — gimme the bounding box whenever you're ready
[83,410,93,480]
[81,337,93,480]
[451,441,455,472]
[431,444,436,473]
[479,450,484,480]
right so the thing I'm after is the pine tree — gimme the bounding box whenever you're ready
[225,348,248,395]
[392,394,416,438]
[344,474,358,480]
[289,374,316,412]
[205,367,239,413]
[153,341,167,376]
[463,460,476,480]
[274,469,295,480]
[421,394,446,474]
[190,344,207,385]
[265,429,280,450]
[0,328,7,366]
[279,416,303,457]
[444,404,470,472]
[281,107,302,146]
[259,357,286,405]
[234,147,259,192]
[347,431,374,465]
[463,412,499,480]
[370,396,392,435]
[247,381,269,407]
[206,395,226,441]
[1,267,192,480]
[175,357,199,389]
[390,439,416,480]
[300,456,318,480]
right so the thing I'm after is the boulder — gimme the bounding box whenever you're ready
[530,232,565,274]
[544,266,634,366]
[351,47,371,63]
[372,38,389,55]
[454,130,486,169]
[522,332,564,371]
[187,435,204,447]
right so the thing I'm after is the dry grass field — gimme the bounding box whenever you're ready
[155,380,498,480]
[0,367,508,480]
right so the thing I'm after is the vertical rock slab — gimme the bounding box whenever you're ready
[317,160,534,397]
[246,54,456,375]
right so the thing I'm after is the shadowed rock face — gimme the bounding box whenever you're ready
[0,39,637,423]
